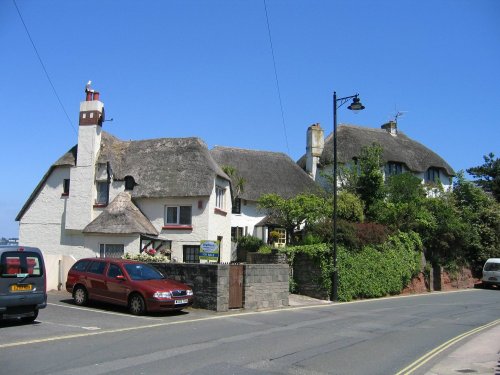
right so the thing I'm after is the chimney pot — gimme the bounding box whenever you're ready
[86,91,93,101]
[93,92,100,101]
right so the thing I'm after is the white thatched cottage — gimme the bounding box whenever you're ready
[300,123,455,191]
[16,87,233,287]
[16,86,325,288]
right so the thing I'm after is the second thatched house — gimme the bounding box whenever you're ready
[300,122,455,191]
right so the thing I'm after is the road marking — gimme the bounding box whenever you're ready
[394,318,500,375]
[40,321,101,330]
[47,302,163,321]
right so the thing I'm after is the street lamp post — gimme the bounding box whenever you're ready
[332,91,365,301]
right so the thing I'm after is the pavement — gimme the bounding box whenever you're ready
[288,294,500,375]
[424,323,500,375]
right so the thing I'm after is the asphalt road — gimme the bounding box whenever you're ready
[1,289,499,375]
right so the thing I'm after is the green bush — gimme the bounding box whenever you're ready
[237,235,264,253]
[282,231,422,301]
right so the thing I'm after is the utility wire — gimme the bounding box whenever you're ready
[263,0,290,155]
[13,0,77,134]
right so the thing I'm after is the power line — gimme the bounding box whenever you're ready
[13,0,76,134]
[263,0,290,155]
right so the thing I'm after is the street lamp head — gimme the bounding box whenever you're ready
[347,96,365,112]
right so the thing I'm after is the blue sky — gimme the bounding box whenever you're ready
[1,0,499,238]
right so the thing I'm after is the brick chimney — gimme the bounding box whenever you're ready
[66,81,105,231]
[306,123,324,180]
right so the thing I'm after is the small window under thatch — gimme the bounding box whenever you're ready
[124,176,136,191]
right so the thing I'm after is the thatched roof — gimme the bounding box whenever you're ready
[98,132,229,198]
[298,124,454,175]
[83,192,158,235]
[210,146,322,201]
[16,132,229,221]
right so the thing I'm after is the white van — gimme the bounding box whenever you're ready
[0,246,47,322]
[482,258,500,288]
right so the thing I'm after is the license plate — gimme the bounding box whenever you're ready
[175,299,188,305]
[10,284,32,292]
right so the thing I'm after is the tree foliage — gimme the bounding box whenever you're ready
[355,143,385,217]
[258,193,328,245]
[466,152,500,202]
[452,172,500,273]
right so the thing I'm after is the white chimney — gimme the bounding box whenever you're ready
[306,123,324,180]
[66,82,105,231]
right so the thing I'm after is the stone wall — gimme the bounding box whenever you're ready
[152,263,290,312]
[244,264,289,310]
[152,263,229,312]
[292,254,329,300]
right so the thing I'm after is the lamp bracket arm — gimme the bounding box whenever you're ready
[335,94,360,109]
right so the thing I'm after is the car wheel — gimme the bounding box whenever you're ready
[21,309,38,323]
[73,286,88,306]
[129,294,146,315]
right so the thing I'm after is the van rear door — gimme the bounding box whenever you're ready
[0,247,47,321]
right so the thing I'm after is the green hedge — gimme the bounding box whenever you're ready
[283,231,422,301]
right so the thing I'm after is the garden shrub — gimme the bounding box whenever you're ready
[282,231,422,301]
[237,235,264,252]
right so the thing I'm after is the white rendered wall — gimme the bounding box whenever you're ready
[135,196,210,262]
[231,200,267,239]
[84,235,140,256]
[207,177,232,263]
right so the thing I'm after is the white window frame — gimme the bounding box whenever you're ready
[99,244,124,258]
[215,186,225,210]
[165,205,192,225]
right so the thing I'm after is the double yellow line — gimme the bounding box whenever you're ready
[395,318,500,375]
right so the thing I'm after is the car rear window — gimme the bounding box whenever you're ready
[0,251,43,278]
[72,260,91,272]
[484,262,500,272]
[88,261,107,275]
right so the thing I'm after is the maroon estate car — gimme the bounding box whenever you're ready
[66,258,193,315]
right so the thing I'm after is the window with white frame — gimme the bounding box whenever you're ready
[96,181,109,205]
[165,206,192,225]
[99,244,124,258]
[215,186,225,210]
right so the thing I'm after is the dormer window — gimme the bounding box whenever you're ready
[96,181,109,205]
[425,167,441,183]
[385,162,403,177]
